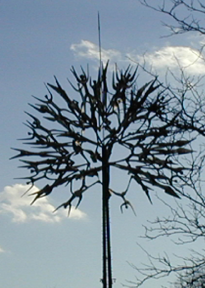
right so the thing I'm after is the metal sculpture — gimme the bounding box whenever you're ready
[11,61,204,288]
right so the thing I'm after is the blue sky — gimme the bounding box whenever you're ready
[1,1,205,288]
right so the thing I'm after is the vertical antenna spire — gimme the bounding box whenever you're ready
[98,12,107,114]
[98,12,102,73]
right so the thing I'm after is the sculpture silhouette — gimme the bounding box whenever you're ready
[11,62,205,288]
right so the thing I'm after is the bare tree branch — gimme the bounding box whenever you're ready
[140,0,205,36]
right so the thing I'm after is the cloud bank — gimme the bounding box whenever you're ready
[0,246,5,253]
[0,184,86,223]
[70,40,205,75]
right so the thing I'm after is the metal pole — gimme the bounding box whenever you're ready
[102,145,112,288]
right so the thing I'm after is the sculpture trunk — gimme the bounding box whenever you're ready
[102,144,112,288]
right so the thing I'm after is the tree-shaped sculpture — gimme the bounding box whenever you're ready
[11,62,205,288]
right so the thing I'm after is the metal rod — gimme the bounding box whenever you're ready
[102,145,112,288]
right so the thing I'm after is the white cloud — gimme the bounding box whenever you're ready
[0,184,86,223]
[71,40,205,76]
[70,40,123,65]
[135,46,205,75]
[0,246,5,253]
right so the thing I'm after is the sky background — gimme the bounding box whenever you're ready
[1,1,205,288]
